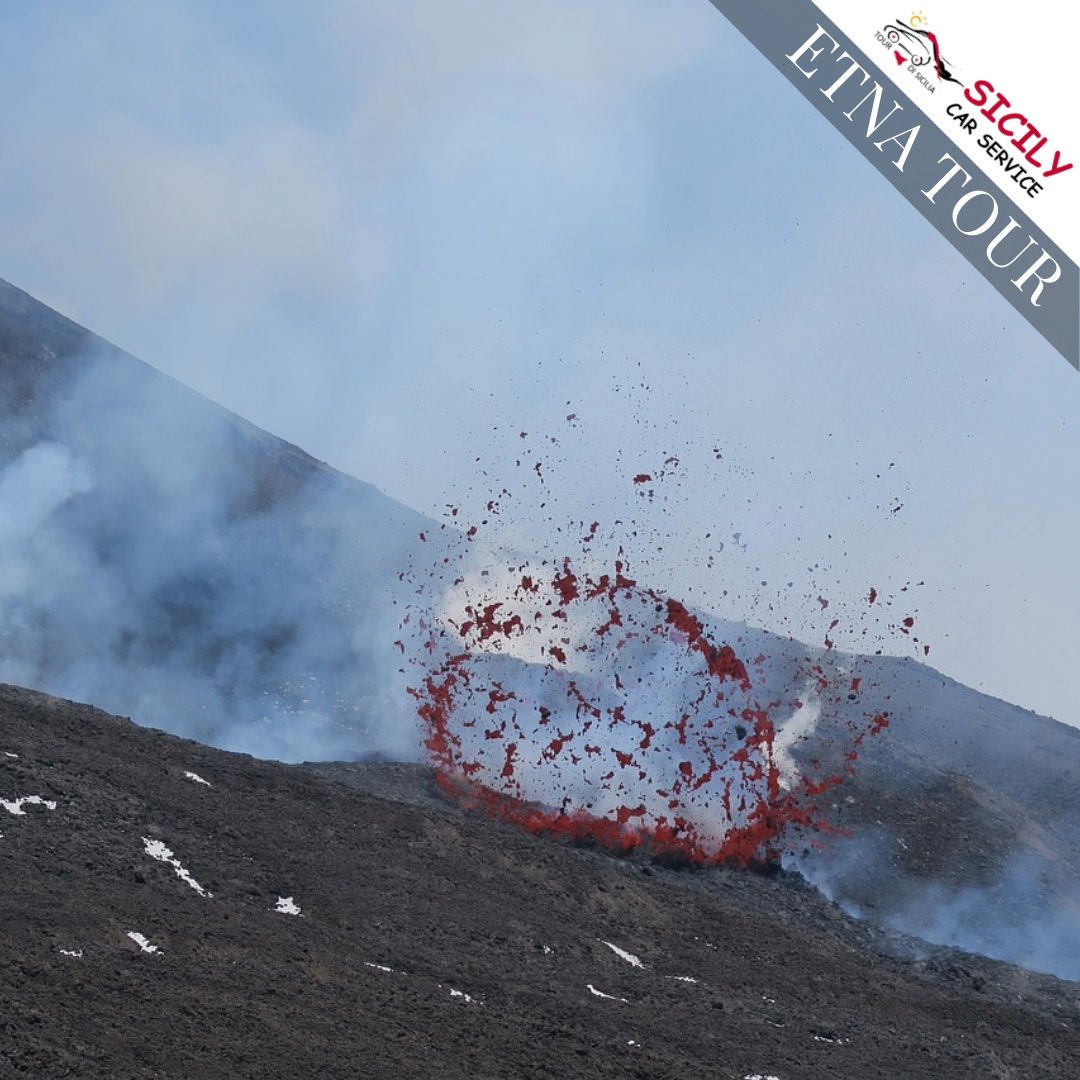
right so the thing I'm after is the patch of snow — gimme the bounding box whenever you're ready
[361,960,479,1004]
[183,771,211,786]
[272,896,302,916]
[812,1035,847,1045]
[3,752,17,758]
[600,940,646,969]
[667,975,698,984]
[542,945,554,954]
[59,948,83,958]
[761,994,777,1004]
[586,984,628,1002]
[127,932,159,954]
[627,1040,638,1046]
[141,837,212,897]
[744,1075,781,1080]
[2,795,57,815]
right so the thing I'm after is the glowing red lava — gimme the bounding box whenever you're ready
[400,420,918,868]
[407,556,889,868]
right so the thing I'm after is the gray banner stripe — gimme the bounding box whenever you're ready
[706,0,1079,369]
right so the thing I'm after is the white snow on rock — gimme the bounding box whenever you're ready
[667,975,698,984]
[141,837,212,897]
[362,961,480,1005]
[127,932,159,954]
[2,795,57,815]
[272,896,302,916]
[744,1075,781,1080]
[3,752,17,758]
[586,984,628,1002]
[600,941,646,969]
[183,771,211,786]
[58,948,83,958]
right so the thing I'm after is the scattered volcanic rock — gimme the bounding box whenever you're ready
[3,275,1080,988]
[3,683,1080,1079]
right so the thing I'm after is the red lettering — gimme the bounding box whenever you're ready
[981,91,1011,121]
[968,87,1071,180]
[1012,123,1041,151]
[964,78,993,107]
[996,112,1027,138]
[1045,151,1073,178]
[1024,135,1047,169]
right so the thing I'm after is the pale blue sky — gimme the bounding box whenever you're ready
[1,0,1076,724]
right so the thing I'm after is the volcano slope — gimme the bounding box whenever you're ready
[3,274,1080,993]
[3,684,1079,1080]
[0,274,443,761]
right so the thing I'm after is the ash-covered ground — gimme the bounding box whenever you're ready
[2,684,1079,1080]
[3,277,1080,1077]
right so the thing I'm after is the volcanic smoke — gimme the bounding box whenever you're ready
[406,549,890,867]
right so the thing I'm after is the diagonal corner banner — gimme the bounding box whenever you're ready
[706,0,1079,369]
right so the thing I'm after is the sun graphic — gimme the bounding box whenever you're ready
[909,10,927,26]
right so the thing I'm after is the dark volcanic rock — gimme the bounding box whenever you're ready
[3,273,1080,991]
[3,684,1079,1080]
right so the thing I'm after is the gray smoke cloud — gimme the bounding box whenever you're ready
[0,333,454,762]
[3,289,1079,986]
[779,650,1080,984]
[884,852,1080,983]
[790,837,1080,983]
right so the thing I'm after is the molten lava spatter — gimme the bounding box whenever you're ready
[407,555,889,867]
[399,419,916,868]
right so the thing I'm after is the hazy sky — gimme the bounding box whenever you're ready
[1,0,1077,725]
